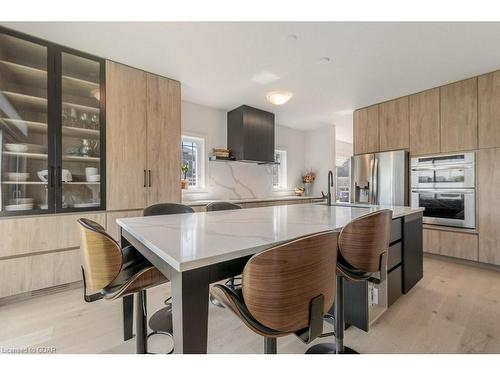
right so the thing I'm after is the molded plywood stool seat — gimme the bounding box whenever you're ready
[206,201,243,307]
[306,209,392,354]
[78,218,169,354]
[210,231,338,354]
[142,203,194,350]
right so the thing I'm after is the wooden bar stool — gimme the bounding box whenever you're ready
[78,218,168,354]
[210,231,338,354]
[306,209,392,354]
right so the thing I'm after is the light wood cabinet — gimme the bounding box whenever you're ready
[106,210,143,241]
[477,148,500,265]
[0,249,81,298]
[106,61,181,211]
[478,71,500,149]
[440,78,478,152]
[379,97,409,152]
[106,61,148,210]
[146,74,181,206]
[0,213,106,258]
[409,88,440,155]
[423,228,478,261]
[353,105,379,155]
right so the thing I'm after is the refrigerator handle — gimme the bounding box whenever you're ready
[368,157,374,204]
[372,157,378,204]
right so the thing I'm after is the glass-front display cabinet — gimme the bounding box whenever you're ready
[0,27,105,216]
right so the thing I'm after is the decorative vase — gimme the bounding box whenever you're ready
[181,179,189,190]
[304,182,312,196]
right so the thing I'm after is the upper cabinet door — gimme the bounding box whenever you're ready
[353,105,379,155]
[0,31,54,215]
[379,97,409,152]
[478,71,500,149]
[59,51,105,212]
[105,61,147,210]
[440,78,478,152]
[146,74,181,206]
[409,88,440,156]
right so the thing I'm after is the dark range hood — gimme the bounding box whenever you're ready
[227,105,275,163]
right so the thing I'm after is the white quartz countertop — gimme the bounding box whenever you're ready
[183,195,322,206]
[118,203,424,273]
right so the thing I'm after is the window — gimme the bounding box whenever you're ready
[335,156,350,202]
[181,135,205,189]
[272,149,287,189]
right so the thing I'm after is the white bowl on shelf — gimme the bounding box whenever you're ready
[5,172,30,181]
[87,174,100,182]
[5,144,29,153]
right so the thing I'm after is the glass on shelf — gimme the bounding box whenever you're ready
[60,52,102,209]
[0,32,50,213]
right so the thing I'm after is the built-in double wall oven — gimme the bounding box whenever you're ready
[411,152,475,229]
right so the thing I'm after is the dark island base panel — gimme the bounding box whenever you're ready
[341,213,423,332]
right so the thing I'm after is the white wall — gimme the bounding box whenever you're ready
[181,101,307,201]
[304,125,336,197]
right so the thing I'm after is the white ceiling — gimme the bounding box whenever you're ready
[4,22,500,143]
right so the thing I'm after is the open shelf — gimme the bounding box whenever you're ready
[63,181,100,185]
[2,181,47,185]
[0,118,48,133]
[62,155,100,163]
[2,91,47,110]
[62,126,100,138]
[0,59,99,90]
[2,151,48,160]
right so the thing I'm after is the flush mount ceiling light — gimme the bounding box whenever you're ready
[266,91,293,105]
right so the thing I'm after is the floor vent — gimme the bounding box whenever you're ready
[31,284,72,297]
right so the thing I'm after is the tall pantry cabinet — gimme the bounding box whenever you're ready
[106,61,181,211]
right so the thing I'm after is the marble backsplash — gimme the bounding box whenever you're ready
[182,160,305,201]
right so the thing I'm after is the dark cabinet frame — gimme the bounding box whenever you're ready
[0,26,106,216]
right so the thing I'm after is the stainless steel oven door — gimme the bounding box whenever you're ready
[411,188,475,229]
[411,164,475,188]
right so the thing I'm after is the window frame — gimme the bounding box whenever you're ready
[272,149,288,190]
[181,134,206,190]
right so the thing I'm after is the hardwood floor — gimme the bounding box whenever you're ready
[1,255,500,354]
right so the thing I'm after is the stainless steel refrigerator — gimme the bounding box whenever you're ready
[350,150,408,206]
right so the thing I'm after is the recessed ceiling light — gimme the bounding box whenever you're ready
[266,91,293,105]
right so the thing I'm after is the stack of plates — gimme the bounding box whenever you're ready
[5,198,34,211]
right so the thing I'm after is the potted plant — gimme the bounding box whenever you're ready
[302,170,316,196]
[181,162,189,190]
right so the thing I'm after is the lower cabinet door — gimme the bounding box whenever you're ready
[423,228,478,261]
[387,266,403,307]
[0,249,81,299]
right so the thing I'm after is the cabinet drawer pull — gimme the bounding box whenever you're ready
[143,169,147,187]
[148,170,152,187]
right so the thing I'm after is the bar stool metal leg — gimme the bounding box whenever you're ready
[264,337,277,354]
[305,275,358,354]
[136,290,148,354]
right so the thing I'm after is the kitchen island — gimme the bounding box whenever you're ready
[117,203,423,353]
